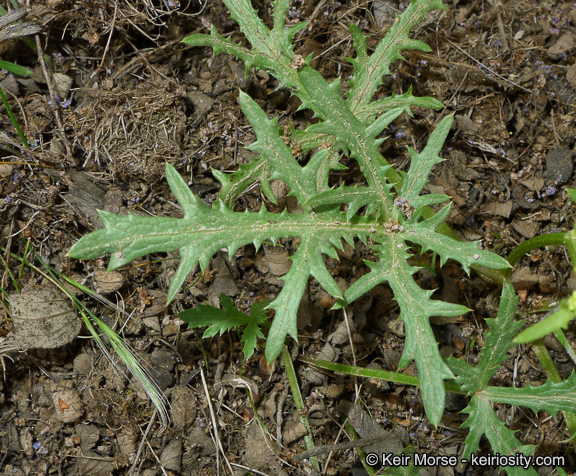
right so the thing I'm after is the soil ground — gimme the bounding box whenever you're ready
[1,0,576,475]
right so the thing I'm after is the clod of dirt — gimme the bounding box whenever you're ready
[51,385,83,423]
[0,163,12,177]
[160,439,183,472]
[207,254,240,307]
[512,219,539,239]
[188,424,216,457]
[142,289,168,317]
[568,64,576,89]
[93,269,125,294]
[512,184,540,211]
[171,386,197,432]
[263,244,291,276]
[316,384,346,399]
[546,147,575,183]
[75,423,99,452]
[387,319,406,338]
[1,76,21,99]
[243,423,288,476]
[547,33,576,59]
[9,286,81,349]
[480,200,513,218]
[52,73,73,101]
[305,342,339,385]
[73,353,94,375]
[346,404,407,457]
[511,266,540,292]
[117,428,137,457]
[283,420,308,445]
[186,91,215,128]
[150,348,176,372]
[373,0,399,26]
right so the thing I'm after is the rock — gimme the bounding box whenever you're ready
[93,270,124,294]
[52,72,73,100]
[546,147,574,183]
[567,63,576,89]
[52,387,83,423]
[9,286,80,349]
[547,33,575,59]
[511,266,539,291]
[512,219,538,239]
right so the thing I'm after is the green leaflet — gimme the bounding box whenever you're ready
[513,297,576,344]
[179,294,269,358]
[68,164,360,304]
[399,115,452,203]
[483,373,576,416]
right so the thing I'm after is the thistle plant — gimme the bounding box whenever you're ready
[67,0,513,425]
[66,0,576,470]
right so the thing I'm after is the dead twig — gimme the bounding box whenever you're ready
[34,34,75,164]
[0,9,41,43]
[200,365,234,475]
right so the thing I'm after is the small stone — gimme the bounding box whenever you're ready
[52,73,73,101]
[93,269,124,294]
[387,319,405,338]
[150,348,176,372]
[511,266,539,292]
[445,391,467,412]
[52,387,83,423]
[512,219,538,239]
[546,147,574,183]
[10,286,80,349]
[73,354,93,375]
[143,290,167,317]
[0,164,13,177]
[547,33,576,59]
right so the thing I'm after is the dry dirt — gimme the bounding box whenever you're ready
[1,0,576,475]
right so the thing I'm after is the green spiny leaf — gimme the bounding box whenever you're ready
[400,115,452,202]
[405,205,511,273]
[448,282,521,393]
[239,91,312,204]
[460,394,537,475]
[483,373,576,416]
[359,87,445,124]
[341,234,468,425]
[347,0,448,113]
[469,282,522,387]
[265,230,347,361]
[213,155,271,206]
